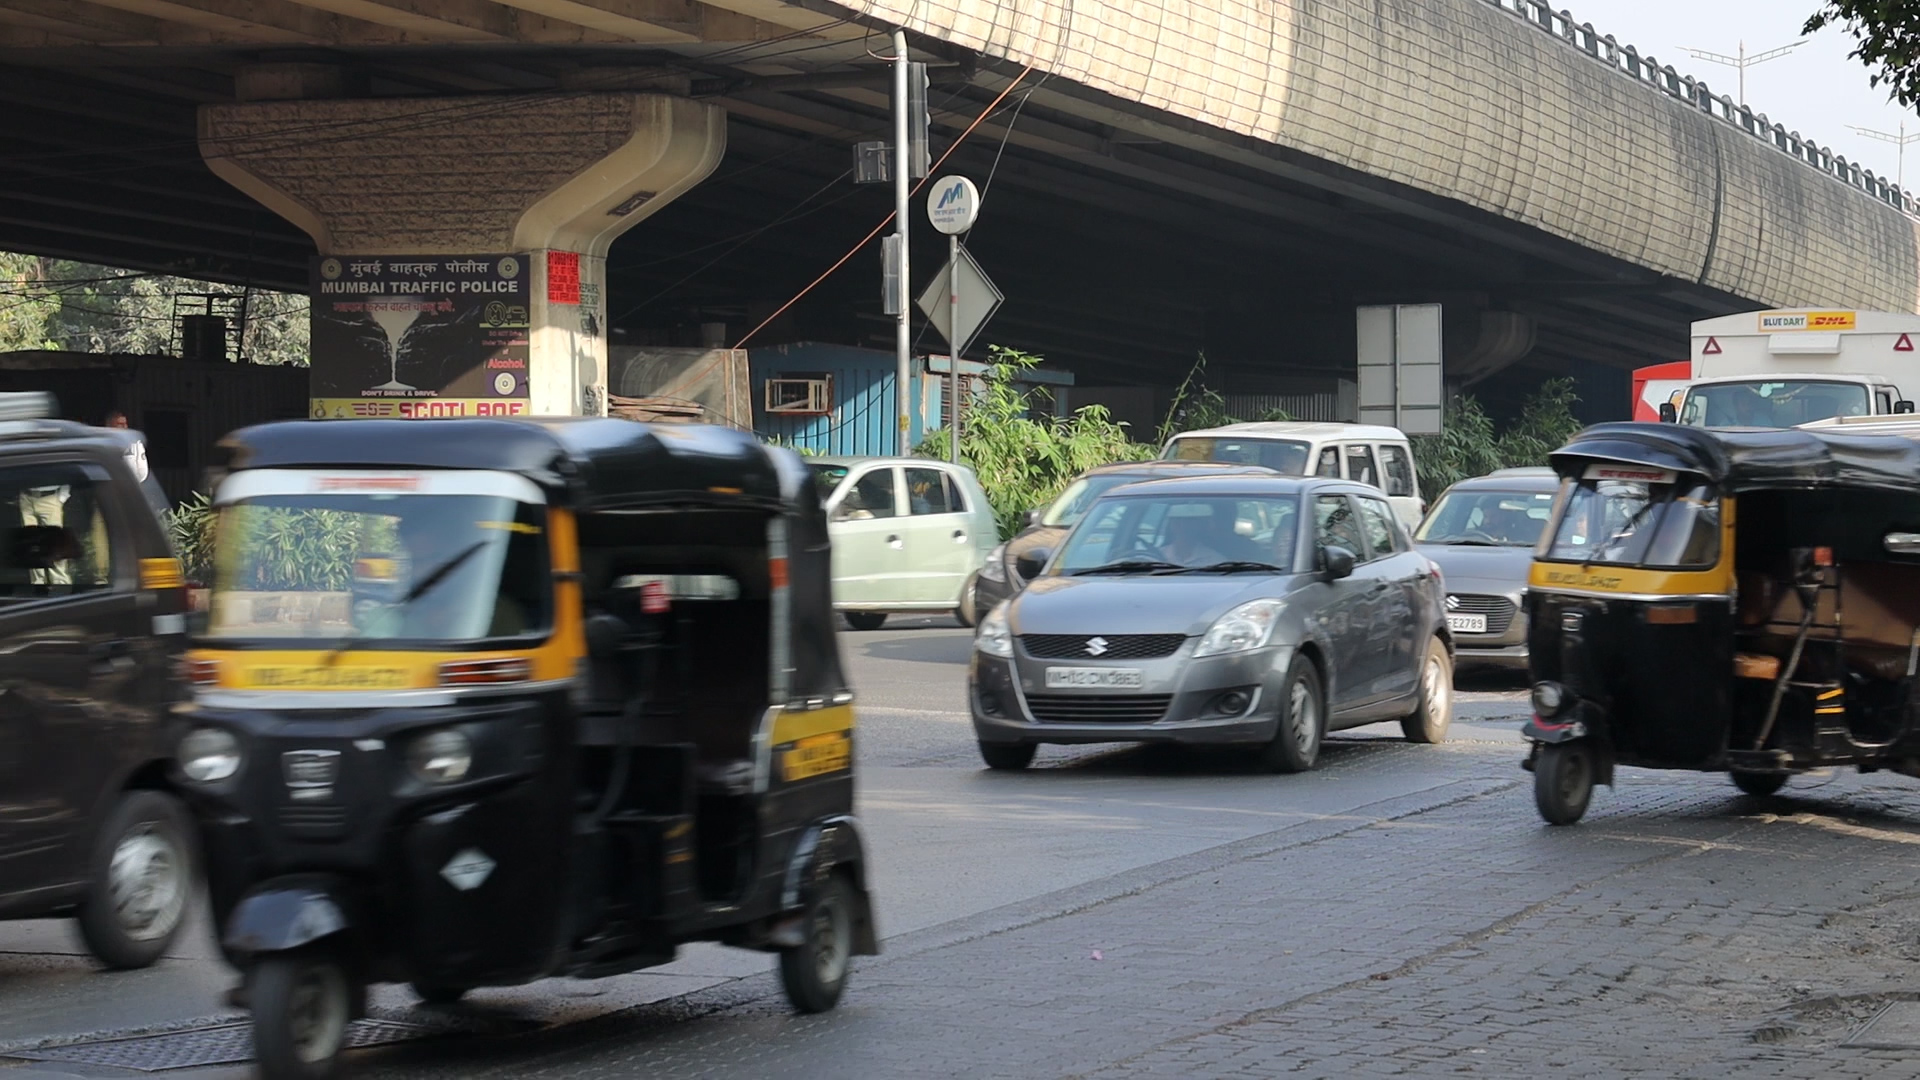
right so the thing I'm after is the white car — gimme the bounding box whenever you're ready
[1161,421,1425,528]
[809,456,998,630]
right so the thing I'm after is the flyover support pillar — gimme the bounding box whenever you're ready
[199,93,726,417]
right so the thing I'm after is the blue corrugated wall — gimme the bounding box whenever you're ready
[750,343,938,455]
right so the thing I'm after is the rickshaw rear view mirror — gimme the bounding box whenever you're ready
[1657,403,1677,423]
[1014,547,1051,580]
[1887,532,1920,555]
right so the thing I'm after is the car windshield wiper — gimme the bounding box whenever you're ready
[1158,560,1288,575]
[320,539,489,666]
[1072,559,1183,576]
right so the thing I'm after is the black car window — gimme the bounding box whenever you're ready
[1378,445,1415,498]
[1315,494,1367,561]
[839,469,897,520]
[0,464,117,601]
[1356,497,1399,558]
[941,472,968,513]
[904,468,953,515]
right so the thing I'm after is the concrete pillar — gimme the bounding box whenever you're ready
[200,92,725,417]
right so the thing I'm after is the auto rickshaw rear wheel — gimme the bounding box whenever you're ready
[77,790,195,970]
[779,874,854,1014]
[251,951,352,1080]
[844,612,887,631]
[1534,742,1595,826]
[1731,771,1788,797]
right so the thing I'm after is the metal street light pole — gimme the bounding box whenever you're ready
[1679,39,1805,107]
[892,29,912,456]
[1850,122,1920,188]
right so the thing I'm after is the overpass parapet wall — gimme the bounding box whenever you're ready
[844,0,1920,312]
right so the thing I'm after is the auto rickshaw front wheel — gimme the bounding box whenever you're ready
[1731,771,1788,797]
[251,951,352,1080]
[1533,742,1595,826]
[779,875,854,1014]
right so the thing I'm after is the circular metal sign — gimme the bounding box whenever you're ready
[927,175,979,235]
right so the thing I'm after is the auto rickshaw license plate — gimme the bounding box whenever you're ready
[242,666,410,689]
[783,732,850,781]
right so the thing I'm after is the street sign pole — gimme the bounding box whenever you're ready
[926,174,981,464]
[949,231,960,463]
[892,29,911,455]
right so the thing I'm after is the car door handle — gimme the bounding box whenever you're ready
[887,534,902,549]
[1366,582,1390,596]
[952,529,967,542]
[90,639,132,673]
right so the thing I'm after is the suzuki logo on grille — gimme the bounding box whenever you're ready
[282,750,340,789]
[1446,595,1460,610]
[1085,636,1110,656]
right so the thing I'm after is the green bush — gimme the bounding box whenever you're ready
[166,494,394,591]
[1408,378,1582,495]
[916,346,1154,539]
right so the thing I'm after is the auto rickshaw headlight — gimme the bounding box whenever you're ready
[408,729,473,785]
[179,727,241,783]
[1531,681,1566,718]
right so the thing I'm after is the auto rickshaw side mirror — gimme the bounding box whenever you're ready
[1014,547,1051,580]
[1321,545,1356,580]
[1658,403,1677,423]
[1886,532,1920,555]
[586,613,629,655]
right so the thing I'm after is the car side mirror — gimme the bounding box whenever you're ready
[1899,400,1916,415]
[1025,508,1042,528]
[1014,547,1052,580]
[1657,403,1677,423]
[1320,545,1356,580]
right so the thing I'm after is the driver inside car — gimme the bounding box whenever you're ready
[1159,507,1229,566]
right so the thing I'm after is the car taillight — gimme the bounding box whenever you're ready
[438,658,532,686]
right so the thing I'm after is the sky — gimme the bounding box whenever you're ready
[1569,0,1920,187]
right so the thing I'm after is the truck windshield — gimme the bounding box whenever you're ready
[1679,381,1869,427]
[204,472,551,646]
[1163,437,1310,474]
[1542,477,1720,569]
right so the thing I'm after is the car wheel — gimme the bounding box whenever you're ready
[1399,637,1453,744]
[844,612,887,631]
[251,951,351,1080]
[410,983,468,1006]
[1258,656,1324,773]
[77,790,194,970]
[955,576,978,628]
[1533,742,1595,826]
[1731,770,1788,797]
[979,741,1036,771]
[778,874,854,1014]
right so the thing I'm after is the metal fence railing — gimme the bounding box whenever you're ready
[1482,0,1919,218]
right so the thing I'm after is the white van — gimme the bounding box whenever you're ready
[1161,422,1425,528]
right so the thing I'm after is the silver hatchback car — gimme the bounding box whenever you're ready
[969,476,1454,772]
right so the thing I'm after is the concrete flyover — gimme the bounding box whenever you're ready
[0,0,1914,411]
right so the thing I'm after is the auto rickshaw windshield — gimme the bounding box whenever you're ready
[204,484,552,644]
[1541,477,1720,569]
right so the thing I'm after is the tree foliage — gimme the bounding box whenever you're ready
[1804,3,1920,109]
[916,346,1155,539]
[0,252,309,364]
[1407,378,1584,494]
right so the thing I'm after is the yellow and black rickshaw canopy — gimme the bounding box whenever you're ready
[1551,422,1920,495]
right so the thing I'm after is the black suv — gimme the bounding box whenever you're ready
[0,393,194,968]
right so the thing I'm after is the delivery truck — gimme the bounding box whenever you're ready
[1655,309,1920,427]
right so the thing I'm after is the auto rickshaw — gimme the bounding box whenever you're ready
[171,418,877,1078]
[1523,422,1920,824]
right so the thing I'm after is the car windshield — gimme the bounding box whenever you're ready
[1415,489,1556,546]
[1041,475,1140,527]
[1542,476,1720,568]
[1163,436,1310,474]
[1680,380,1870,427]
[204,473,551,645]
[1056,494,1301,574]
[806,463,850,499]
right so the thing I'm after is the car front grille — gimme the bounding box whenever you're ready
[1024,694,1173,723]
[1448,594,1516,635]
[1021,634,1186,660]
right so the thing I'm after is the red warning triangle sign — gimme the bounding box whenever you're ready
[1898,333,1915,352]
[1702,337,1722,355]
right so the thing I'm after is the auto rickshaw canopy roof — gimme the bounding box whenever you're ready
[1550,422,1920,495]
[216,418,809,512]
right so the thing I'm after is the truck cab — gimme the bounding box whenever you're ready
[1656,309,1920,427]
[1671,373,1911,427]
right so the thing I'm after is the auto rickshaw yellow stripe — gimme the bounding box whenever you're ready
[140,557,184,590]
[1527,561,1733,598]
[1819,688,1845,700]
[771,703,854,745]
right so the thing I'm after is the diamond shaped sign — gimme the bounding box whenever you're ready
[916,247,1004,355]
[440,848,495,892]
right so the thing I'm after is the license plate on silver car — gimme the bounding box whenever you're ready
[1447,613,1487,634]
[1045,667,1145,689]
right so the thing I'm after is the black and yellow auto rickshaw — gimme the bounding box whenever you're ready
[1522,422,1920,825]
[171,418,876,1078]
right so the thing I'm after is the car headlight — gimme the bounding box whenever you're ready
[1192,599,1286,658]
[408,729,473,785]
[976,602,1014,658]
[179,727,241,783]
[979,543,1007,583]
